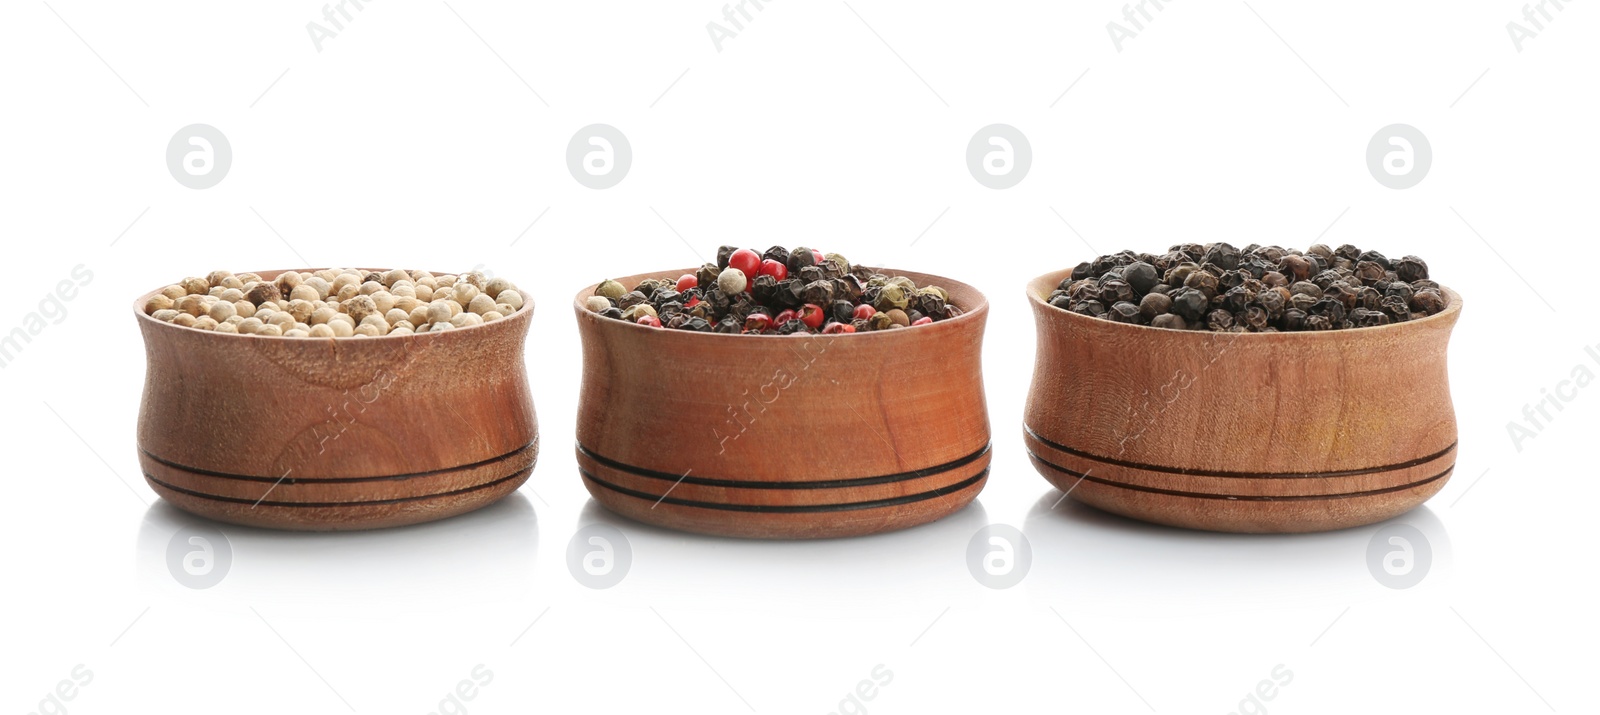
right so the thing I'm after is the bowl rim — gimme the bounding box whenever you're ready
[1026,266,1461,339]
[572,265,990,340]
[132,267,534,342]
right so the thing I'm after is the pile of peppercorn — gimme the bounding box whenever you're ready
[1047,243,1447,332]
[586,246,960,334]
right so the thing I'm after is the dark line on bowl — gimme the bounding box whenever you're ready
[1023,425,1455,479]
[143,468,530,507]
[580,468,987,513]
[1027,451,1452,502]
[575,442,990,489]
[139,440,537,484]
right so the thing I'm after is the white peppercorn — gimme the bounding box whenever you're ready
[482,311,504,322]
[257,324,283,337]
[173,313,197,327]
[468,294,497,315]
[152,309,180,322]
[485,277,513,298]
[415,284,434,302]
[308,323,334,338]
[498,289,525,311]
[238,317,263,334]
[329,320,354,338]
[215,321,238,333]
[208,301,237,322]
[144,294,174,315]
[717,267,747,294]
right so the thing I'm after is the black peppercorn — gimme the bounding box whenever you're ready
[1150,313,1186,330]
[802,280,835,306]
[1356,250,1391,270]
[1380,294,1412,322]
[829,300,854,324]
[1206,309,1235,331]
[696,262,721,288]
[1123,261,1159,295]
[787,246,817,274]
[1101,279,1135,305]
[1351,308,1389,328]
[1183,270,1219,298]
[1411,288,1446,315]
[1108,301,1141,323]
[1395,255,1429,283]
[1169,287,1209,322]
[717,245,739,269]
[1202,243,1241,270]
[775,278,805,309]
[1138,292,1171,320]
[1354,261,1386,284]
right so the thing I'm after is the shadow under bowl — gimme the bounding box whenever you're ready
[133,268,538,530]
[573,267,991,539]
[1023,268,1462,534]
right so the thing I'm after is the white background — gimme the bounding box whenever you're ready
[2,1,1595,713]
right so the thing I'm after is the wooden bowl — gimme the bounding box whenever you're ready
[573,268,991,539]
[134,269,538,530]
[1024,268,1461,533]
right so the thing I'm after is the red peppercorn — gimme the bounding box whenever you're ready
[774,309,798,324]
[822,322,855,334]
[675,274,697,292]
[852,304,876,320]
[743,313,772,333]
[728,249,762,279]
[798,303,825,329]
[811,249,824,264]
[759,259,788,281]
[911,316,933,326]
[686,295,701,308]
[638,315,663,328]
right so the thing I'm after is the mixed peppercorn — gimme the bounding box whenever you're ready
[587,246,961,334]
[1047,243,1447,332]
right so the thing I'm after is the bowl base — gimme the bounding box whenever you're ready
[1030,453,1450,533]
[139,441,538,531]
[581,472,987,539]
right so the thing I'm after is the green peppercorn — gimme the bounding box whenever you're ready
[874,284,909,312]
[596,279,626,300]
[869,312,893,331]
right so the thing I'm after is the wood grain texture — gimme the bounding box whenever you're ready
[1023,268,1461,533]
[574,268,991,539]
[134,268,538,531]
